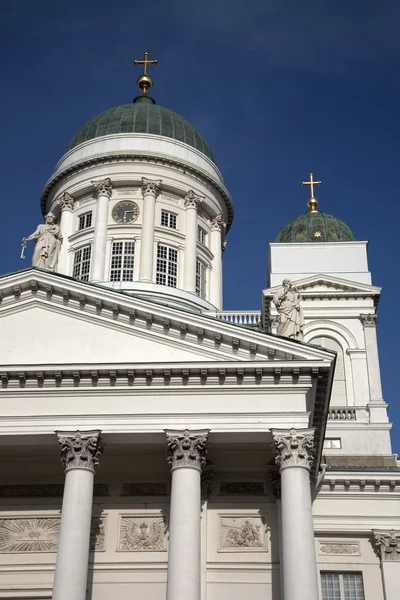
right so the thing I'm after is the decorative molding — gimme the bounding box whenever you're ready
[141,177,162,197]
[211,214,225,232]
[184,189,204,209]
[373,530,400,562]
[219,482,265,495]
[166,429,209,471]
[57,192,75,212]
[91,177,112,199]
[272,428,315,471]
[121,482,168,496]
[57,430,103,472]
[119,516,166,551]
[219,516,267,552]
[360,313,377,328]
[319,542,360,556]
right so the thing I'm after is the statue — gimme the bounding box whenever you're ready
[273,279,304,341]
[21,212,63,271]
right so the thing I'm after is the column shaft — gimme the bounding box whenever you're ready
[52,469,95,600]
[91,178,112,283]
[361,314,384,403]
[139,178,161,282]
[184,191,203,293]
[57,193,75,276]
[210,215,224,310]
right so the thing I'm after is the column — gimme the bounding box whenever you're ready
[209,214,225,310]
[139,177,161,282]
[166,429,209,600]
[52,430,104,600]
[272,428,319,600]
[91,178,112,282]
[373,530,400,600]
[360,314,384,403]
[56,192,75,275]
[184,190,204,293]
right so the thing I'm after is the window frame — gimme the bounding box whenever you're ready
[197,225,207,245]
[321,571,365,600]
[196,259,207,299]
[72,244,92,281]
[109,240,135,282]
[78,211,93,231]
[160,209,178,230]
[156,243,178,288]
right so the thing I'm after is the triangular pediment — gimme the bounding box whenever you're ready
[263,274,381,297]
[0,269,335,368]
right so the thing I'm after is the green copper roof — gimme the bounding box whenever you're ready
[66,97,216,163]
[276,211,356,243]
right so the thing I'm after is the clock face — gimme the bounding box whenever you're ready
[112,201,140,224]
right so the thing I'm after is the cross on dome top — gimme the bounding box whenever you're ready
[134,51,158,96]
[302,173,322,212]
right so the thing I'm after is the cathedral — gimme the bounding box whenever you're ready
[0,54,398,600]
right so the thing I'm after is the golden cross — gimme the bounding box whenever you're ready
[302,173,321,199]
[134,51,158,76]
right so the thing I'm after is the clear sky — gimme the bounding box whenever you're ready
[1,0,399,452]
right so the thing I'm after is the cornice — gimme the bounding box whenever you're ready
[40,152,234,231]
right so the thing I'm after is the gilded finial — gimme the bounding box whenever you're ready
[302,173,322,212]
[134,51,158,96]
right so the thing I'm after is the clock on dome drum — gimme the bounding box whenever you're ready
[112,201,140,224]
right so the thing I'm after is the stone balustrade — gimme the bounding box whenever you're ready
[208,310,261,327]
[328,408,356,421]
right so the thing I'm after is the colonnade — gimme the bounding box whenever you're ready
[56,177,225,309]
[51,427,320,600]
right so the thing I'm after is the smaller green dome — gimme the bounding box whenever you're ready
[276,211,356,243]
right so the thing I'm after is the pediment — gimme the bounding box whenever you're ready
[263,274,381,297]
[0,269,335,367]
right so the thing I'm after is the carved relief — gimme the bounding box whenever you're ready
[272,428,315,470]
[141,177,162,197]
[121,482,168,496]
[373,530,400,561]
[119,516,166,551]
[0,518,60,553]
[91,178,112,198]
[184,190,204,209]
[57,430,103,472]
[90,516,107,551]
[319,542,360,556]
[211,214,225,232]
[57,192,74,212]
[0,483,108,497]
[166,429,208,471]
[219,516,267,552]
[360,313,377,327]
[219,482,265,495]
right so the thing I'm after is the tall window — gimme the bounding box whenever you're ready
[196,259,207,299]
[78,212,92,231]
[156,244,178,287]
[73,245,91,281]
[310,336,346,406]
[110,241,135,282]
[321,573,364,600]
[161,210,177,229]
[197,226,207,245]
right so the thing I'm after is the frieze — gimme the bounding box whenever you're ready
[319,542,360,556]
[219,482,265,495]
[121,482,168,496]
[0,483,108,498]
[219,516,267,552]
[119,516,167,552]
[0,516,107,553]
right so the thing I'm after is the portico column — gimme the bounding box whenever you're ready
[373,530,400,600]
[139,177,162,282]
[184,190,204,293]
[272,428,319,600]
[91,178,112,282]
[210,214,225,310]
[52,430,104,600]
[165,429,209,600]
[360,314,384,403]
[56,192,75,276]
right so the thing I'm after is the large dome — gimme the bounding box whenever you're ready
[276,211,356,243]
[66,97,216,163]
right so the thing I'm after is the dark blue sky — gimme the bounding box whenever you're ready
[1,0,399,451]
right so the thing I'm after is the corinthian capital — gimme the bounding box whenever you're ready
[141,177,162,197]
[211,214,225,232]
[184,189,204,209]
[373,530,400,562]
[166,429,209,471]
[57,192,75,212]
[272,428,315,471]
[57,430,104,472]
[360,313,377,328]
[91,178,112,199]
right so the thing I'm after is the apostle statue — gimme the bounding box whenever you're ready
[273,279,304,341]
[21,212,63,271]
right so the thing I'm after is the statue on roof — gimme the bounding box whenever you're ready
[21,212,63,271]
[273,279,304,341]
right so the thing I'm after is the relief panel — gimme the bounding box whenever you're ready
[218,515,268,553]
[118,516,167,552]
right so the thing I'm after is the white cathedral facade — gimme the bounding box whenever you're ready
[0,61,399,600]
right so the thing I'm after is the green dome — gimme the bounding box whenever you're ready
[66,97,216,163]
[276,211,356,243]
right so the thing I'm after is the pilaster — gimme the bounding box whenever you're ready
[373,530,400,600]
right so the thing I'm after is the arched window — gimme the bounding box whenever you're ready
[310,336,347,406]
